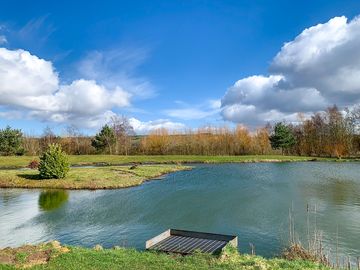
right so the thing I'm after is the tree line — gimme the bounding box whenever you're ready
[0,105,359,157]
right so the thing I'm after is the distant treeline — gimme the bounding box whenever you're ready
[1,106,359,157]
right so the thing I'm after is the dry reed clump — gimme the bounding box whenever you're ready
[284,204,332,268]
[284,204,360,270]
[282,243,322,262]
[0,241,69,268]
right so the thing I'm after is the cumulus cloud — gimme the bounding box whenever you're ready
[129,118,185,134]
[0,48,131,128]
[221,16,360,126]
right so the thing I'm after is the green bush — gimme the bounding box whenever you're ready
[39,144,70,179]
[0,125,24,156]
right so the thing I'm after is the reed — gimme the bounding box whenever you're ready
[283,203,360,270]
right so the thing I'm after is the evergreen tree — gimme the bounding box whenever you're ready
[0,126,24,156]
[39,143,70,179]
[91,125,116,154]
[269,122,296,154]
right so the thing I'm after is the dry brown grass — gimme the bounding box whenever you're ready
[0,241,69,268]
[282,244,324,263]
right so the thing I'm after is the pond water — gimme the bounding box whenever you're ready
[1,162,360,260]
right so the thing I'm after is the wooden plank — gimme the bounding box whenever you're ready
[150,236,178,250]
[205,241,227,253]
[181,237,207,253]
[176,237,203,253]
[198,239,218,252]
[157,236,182,251]
[166,236,191,252]
[170,229,236,242]
[146,229,238,255]
[146,229,171,249]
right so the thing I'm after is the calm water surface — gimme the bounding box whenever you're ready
[1,162,360,259]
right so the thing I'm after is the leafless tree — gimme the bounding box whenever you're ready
[109,115,135,155]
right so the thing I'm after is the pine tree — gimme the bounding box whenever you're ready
[91,125,116,154]
[0,126,24,156]
[269,122,296,154]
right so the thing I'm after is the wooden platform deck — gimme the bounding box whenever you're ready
[146,229,237,255]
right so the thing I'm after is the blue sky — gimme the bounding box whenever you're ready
[1,0,360,134]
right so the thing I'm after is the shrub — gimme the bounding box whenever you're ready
[39,144,70,179]
[0,126,24,156]
[91,124,116,154]
[28,160,39,169]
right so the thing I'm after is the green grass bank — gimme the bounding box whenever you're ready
[0,154,352,169]
[0,165,188,190]
[0,242,331,270]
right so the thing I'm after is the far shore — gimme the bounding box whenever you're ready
[0,154,358,170]
[0,155,358,190]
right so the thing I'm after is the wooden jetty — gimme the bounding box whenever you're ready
[146,229,238,255]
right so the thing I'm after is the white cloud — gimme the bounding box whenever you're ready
[0,35,7,44]
[0,110,23,119]
[0,48,131,128]
[165,108,217,120]
[164,99,221,121]
[129,118,185,134]
[77,48,155,99]
[17,16,56,48]
[56,80,131,115]
[208,99,222,110]
[221,15,360,126]
[0,48,58,97]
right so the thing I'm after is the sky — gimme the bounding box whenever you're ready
[1,0,360,135]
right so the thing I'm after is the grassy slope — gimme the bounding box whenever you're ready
[0,165,187,189]
[0,245,330,270]
[0,155,345,169]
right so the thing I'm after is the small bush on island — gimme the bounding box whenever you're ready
[39,144,70,179]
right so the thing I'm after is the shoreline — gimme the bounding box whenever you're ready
[1,156,359,190]
[0,155,359,170]
[0,165,190,190]
[0,241,330,270]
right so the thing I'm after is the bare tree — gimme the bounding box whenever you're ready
[40,126,59,153]
[109,115,135,155]
[66,125,82,155]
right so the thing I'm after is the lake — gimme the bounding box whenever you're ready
[1,162,359,260]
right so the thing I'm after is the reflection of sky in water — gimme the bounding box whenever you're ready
[0,190,48,246]
[0,162,359,263]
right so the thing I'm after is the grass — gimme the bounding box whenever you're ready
[0,155,354,189]
[0,164,188,190]
[0,154,351,169]
[0,242,331,270]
